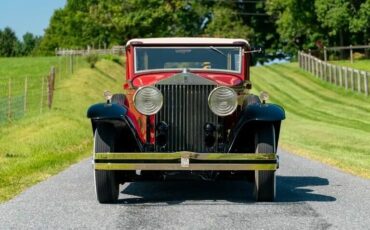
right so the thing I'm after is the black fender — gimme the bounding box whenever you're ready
[87,103,128,120]
[228,103,285,153]
[87,103,143,151]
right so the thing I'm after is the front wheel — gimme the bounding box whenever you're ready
[94,124,120,203]
[253,123,276,202]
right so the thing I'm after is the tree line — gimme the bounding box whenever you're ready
[2,0,370,60]
[0,27,42,57]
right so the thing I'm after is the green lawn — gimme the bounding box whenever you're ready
[0,56,87,123]
[0,59,124,202]
[331,59,370,72]
[251,63,370,178]
[0,56,87,79]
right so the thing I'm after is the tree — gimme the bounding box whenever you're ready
[315,0,352,47]
[38,0,209,53]
[0,27,18,57]
[266,0,324,55]
[21,32,41,55]
[204,6,253,40]
[350,0,370,44]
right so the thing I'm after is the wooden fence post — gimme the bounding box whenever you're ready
[324,47,327,61]
[334,66,339,85]
[344,67,348,90]
[350,45,353,64]
[24,77,28,113]
[339,66,343,87]
[307,54,309,72]
[321,61,325,80]
[361,71,366,95]
[47,67,56,109]
[357,71,361,93]
[40,77,44,114]
[311,56,314,74]
[332,64,336,83]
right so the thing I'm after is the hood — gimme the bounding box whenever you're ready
[131,71,243,87]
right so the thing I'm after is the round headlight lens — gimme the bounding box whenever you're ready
[133,86,163,115]
[208,86,238,116]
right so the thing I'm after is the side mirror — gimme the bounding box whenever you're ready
[245,47,263,66]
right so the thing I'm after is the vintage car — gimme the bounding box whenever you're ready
[87,37,285,203]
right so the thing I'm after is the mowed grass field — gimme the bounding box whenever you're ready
[0,56,85,122]
[251,63,370,178]
[0,59,124,202]
[331,59,370,72]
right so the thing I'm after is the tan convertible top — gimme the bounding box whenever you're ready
[126,37,249,46]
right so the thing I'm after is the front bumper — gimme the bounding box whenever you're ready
[94,152,278,171]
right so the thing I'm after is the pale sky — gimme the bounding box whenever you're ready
[0,0,66,40]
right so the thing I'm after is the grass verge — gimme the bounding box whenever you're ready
[251,63,370,178]
[0,60,124,202]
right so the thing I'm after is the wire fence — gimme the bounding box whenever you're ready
[298,51,369,96]
[0,75,48,123]
[0,56,86,124]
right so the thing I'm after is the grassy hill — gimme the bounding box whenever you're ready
[251,63,370,178]
[0,57,60,79]
[331,60,370,72]
[0,59,124,202]
[0,56,85,122]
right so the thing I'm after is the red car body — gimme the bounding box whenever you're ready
[87,38,285,203]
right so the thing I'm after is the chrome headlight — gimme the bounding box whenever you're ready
[133,86,163,115]
[208,86,238,116]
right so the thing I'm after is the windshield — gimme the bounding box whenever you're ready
[134,47,241,73]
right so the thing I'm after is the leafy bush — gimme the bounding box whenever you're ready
[85,54,99,68]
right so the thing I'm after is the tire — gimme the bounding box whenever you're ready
[253,123,276,202]
[112,94,126,106]
[94,124,119,203]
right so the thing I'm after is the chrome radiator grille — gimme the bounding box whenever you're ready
[155,84,218,152]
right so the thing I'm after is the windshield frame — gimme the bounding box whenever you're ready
[133,46,242,74]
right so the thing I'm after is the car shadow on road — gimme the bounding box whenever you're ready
[276,176,336,202]
[117,175,336,205]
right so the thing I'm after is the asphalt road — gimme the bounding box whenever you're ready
[1,149,369,230]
